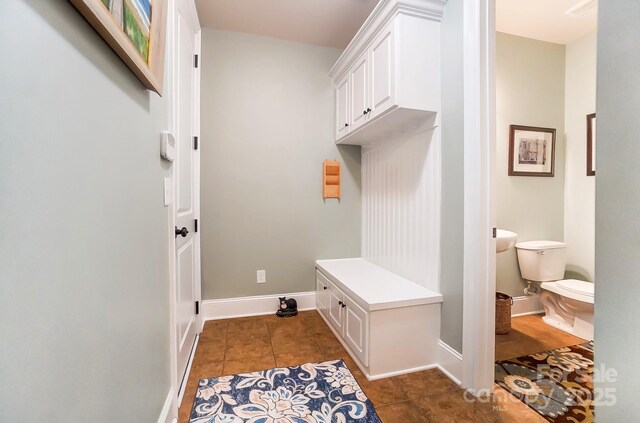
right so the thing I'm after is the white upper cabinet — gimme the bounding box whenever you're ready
[369,24,395,120]
[349,52,369,132]
[329,0,446,146]
[335,76,350,140]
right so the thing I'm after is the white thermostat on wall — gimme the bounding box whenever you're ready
[160,131,176,162]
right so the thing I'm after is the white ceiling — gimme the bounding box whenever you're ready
[195,0,597,49]
[497,0,597,45]
[195,0,379,49]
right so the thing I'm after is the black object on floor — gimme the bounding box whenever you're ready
[276,296,298,317]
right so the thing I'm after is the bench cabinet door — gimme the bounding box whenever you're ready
[315,270,330,319]
[343,295,369,367]
[328,282,345,334]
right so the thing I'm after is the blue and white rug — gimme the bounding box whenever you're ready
[189,359,382,423]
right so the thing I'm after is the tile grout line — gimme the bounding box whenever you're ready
[266,318,278,366]
[221,320,230,375]
[307,313,327,360]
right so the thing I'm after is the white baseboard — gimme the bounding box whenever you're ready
[436,340,463,385]
[178,334,200,408]
[511,294,543,317]
[157,388,176,423]
[368,364,439,381]
[201,291,317,320]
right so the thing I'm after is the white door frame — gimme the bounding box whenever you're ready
[461,0,497,396]
[166,0,202,418]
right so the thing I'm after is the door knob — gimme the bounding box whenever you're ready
[175,226,189,238]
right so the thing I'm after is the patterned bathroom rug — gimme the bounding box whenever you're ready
[189,359,382,423]
[495,341,594,422]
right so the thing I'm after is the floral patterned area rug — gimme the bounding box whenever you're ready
[495,341,594,422]
[189,359,382,423]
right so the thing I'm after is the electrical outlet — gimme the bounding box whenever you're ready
[257,270,266,284]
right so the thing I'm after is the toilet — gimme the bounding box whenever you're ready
[515,240,594,340]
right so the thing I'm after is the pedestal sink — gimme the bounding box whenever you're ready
[496,229,518,253]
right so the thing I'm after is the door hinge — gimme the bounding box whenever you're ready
[195,300,200,315]
[193,136,198,150]
[194,54,199,68]
[492,227,497,238]
[194,219,198,233]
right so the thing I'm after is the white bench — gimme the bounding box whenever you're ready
[315,258,443,380]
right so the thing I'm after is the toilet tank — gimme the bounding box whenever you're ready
[515,240,566,282]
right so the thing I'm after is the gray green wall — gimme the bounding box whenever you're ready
[496,33,566,297]
[0,1,171,421]
[564,33,596,282]
[200,30,361,300]
[439,0,464,353]
[595,1,640,419]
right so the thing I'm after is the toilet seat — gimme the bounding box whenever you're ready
[540,279,595,304]
[557,279,594,297]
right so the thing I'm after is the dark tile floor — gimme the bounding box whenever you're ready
[179,311,548,423]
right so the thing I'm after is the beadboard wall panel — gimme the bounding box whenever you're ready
[362,129,441,293]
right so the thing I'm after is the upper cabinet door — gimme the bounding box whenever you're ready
[369,25,395,120]
[335,76,350,141]
[350,52,369,131]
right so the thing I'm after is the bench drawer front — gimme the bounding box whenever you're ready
[328,282,345,334]
[344,295,369,367]
[315,270,330,319]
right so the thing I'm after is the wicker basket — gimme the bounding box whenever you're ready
[495,292,513,335]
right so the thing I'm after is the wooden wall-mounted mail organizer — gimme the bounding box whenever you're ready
[323,160,340,199]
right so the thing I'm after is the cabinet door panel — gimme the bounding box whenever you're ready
[335,76,350,140]
[344,296,368,366]
[370,26,395,119]
[350,53,368,131]
[315,271,330,319]
[328,282,344,334]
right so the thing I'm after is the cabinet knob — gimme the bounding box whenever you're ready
[338,300,343,306]
[363,110,368,115]
[344,123,349,127]
[323,286,328,290]
[341,303,346,308]
[367,107,371,113]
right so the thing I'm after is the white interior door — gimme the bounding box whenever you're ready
[174,0,200,397]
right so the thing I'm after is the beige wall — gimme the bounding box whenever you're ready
[496,33,566,297]
[564,33,597,281]
[200,30,362,299]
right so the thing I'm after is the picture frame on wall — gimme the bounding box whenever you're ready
[508,124,556,177]
[69,0,167,95]
[587,113,596,176]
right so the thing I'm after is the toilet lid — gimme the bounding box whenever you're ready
[558,279,594,297]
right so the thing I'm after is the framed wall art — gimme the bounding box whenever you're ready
[508,125,556,177]
[587,113,596,176]
[69,0,167,95]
